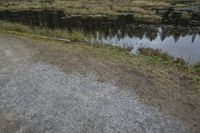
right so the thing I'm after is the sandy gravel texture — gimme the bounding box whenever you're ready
[0,33,187,133]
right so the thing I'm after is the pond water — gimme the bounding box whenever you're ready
[0,10,199,64]
[90,26,200,64]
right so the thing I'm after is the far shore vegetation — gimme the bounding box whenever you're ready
[0,0,199,23]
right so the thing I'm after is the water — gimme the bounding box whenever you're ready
[90,26,200,64]
[0,10,199,64]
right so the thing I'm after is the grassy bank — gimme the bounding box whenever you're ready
[0,21,200,72]
[0,20,200,131]
[0,0,199,23]
[0,21,87,42]
[0,20,199,73]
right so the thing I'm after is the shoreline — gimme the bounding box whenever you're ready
[0,8,200,26]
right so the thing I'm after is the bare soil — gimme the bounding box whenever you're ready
[0,32,200,132]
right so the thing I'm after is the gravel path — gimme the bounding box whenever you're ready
[0,34,187,133]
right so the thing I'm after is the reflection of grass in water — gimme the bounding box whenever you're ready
[0,21,87,42]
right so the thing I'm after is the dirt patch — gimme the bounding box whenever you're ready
[0,62,187,132]
[0,33,187,132]
[0,33,200,132]
[28,37,200,132]
[0,33,35,73]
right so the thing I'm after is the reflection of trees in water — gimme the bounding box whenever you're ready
[1,9,199,43]
[145,28,158,41]
[173,35,180,42]
[161,27,198,43]
[128,27,144,39]
[160,31,168,42]
[90,25,199,43]
[192,35,196,43]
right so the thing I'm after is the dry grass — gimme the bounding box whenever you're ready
[0,0,171,15]
[1,0,198,22]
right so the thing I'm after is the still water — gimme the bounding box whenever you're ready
[0,10,199,64]
[90,26,200,64]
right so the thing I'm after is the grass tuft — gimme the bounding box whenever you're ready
[194,62,200,73]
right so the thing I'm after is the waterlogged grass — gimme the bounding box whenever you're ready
[0,21,87,42]
[138,48,186,65]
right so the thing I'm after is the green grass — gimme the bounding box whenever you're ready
[0,21,87,42]
[138,47,186,65]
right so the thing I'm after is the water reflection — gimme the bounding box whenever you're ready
[91,26,200,64]
[0,10,199,64]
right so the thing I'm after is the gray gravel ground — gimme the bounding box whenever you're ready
[0,34,188,133]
